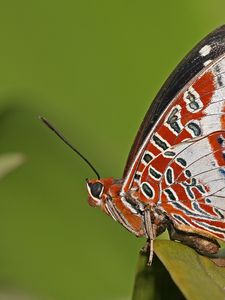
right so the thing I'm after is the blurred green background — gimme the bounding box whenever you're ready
[0,1,224,299]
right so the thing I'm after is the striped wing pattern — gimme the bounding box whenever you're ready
[123,52,225,240]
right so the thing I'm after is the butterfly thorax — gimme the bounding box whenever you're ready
[87,177,168,238]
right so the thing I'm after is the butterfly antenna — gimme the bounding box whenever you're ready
[39,116,101,180]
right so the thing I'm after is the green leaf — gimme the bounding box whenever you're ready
[132,240,225,300]
[132,249,185,300]
[154,240,225,300]
[0,153,25,179]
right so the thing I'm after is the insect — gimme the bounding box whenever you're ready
[41,25,225,265]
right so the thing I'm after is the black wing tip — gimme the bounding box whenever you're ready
[214,24,225,31]
[204,24,225,42]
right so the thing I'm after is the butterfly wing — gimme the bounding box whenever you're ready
[149,131,225,240]
[124,25,225,175]
[122,26,225,240]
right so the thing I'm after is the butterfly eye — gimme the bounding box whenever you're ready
[89,182,104,198]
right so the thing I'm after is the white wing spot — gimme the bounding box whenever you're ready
[199,45,212,57]
[203,59,212,66]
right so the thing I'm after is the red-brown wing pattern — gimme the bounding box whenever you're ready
[123,55,225,192]
[158,132,225,240]
[122,53,225,240]
[123,25,225,177]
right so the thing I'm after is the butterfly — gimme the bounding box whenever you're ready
[86,25,225,264]
[41,25,225,265]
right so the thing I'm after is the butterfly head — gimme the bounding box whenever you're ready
[86,177,114,208]
[87,177,148,238]
[86,180,104,207]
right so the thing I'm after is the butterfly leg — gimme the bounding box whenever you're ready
[168,223,220,257]
[143,208,156,265]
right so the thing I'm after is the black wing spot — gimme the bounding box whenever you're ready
[149,167,161,180]
[219,168,225,177]
[164,189,177,201]
[214,208,225,219]
[185,170,192,177]
[196,184,206,194]
[177,157,187,166]
[217,136,224,144]
[186,91,200,111]
[166,107,182,134]
[143,153,153,163]
[215,65,223,86]
[173,214,190,225]
[134,173,141,180]
[142,183,154,198]
[166,168,173,184]
[187,122,201,136]
[206,198,212,203]
[164,151,176,157]
[152,135,168,150]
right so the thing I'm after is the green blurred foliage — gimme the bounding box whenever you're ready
[0,1,224,299]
